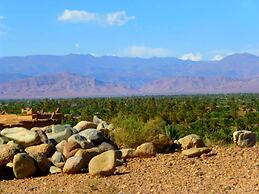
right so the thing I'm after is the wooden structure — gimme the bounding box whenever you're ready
[0,108,62,130]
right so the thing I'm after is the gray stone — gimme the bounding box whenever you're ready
[49,166,62,174]
[47,127,73,143]
[182,147,212,158]
[63,156,86,174]
[51,151,65,168]
[1,127,41,147]
[68,134,94,149]
[89,150,116,177]
[98,142,115,152]
[178,134,205,150]
[13,153,36,179]
[73,121,97,132]
[79,128,104,145]
[74,147,101,165]
[135,142,156,158]
[29,153,52,173]
[233,130,256,147]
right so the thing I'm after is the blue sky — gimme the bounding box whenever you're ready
[1,0,259,60]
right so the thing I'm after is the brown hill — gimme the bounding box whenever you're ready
[0,73,135,99]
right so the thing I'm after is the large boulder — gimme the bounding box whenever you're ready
[31,128,49,144]
[63,156,85,174]
[47,127,73,143]
[1,127,41,147]
[88,150,116,177]
[0,143,19,166]
[182,147,211,158]
[74,147,101,165]
[79,128,104,145]
[233,130,256,147]
[135,142,156,158]
[13,153,36,179]
[63,141,81,159]
[68,134,94,149]
[73,121,97,132]
[178,134,205,150]
[25,143,53,157]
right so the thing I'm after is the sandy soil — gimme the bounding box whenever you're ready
[0,146,258,194]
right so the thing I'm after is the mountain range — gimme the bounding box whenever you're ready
[0,53,258,98]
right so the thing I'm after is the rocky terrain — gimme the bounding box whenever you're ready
[0,146,258,194]
[0,115,257,194]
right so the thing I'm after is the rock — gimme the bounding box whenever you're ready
[52,124,72,133]
[115,148,136,159]
[73,121,97,132]
[135,142,156,158]
[233,130,256,147]
[0,144,19,166]
[63,141,81,159]
[0,137,9,144]
[29,153,52,173]
[79,128,104,145]
[49,166,62,174]
[51,151,65,168]
[98,142,115,152]
[68,134,94,149]
[182,147,212,158]
[178,134,205,150]
[32,128,52,145]
[74,147,101,165]
[107,124,114,131]
[63,156,85,174]
[55,140,67,153]
[93,116,102,125]
[25,144,53,157]
[1,127,41,147]
[47,127,73,143]
[13,153,36,179]
[89,150,116,177]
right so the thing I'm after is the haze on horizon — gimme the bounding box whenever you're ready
[1,0,259,61]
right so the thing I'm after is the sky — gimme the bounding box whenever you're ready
[1,0,259,60]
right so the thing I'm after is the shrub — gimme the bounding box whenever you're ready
[112,115,168,148]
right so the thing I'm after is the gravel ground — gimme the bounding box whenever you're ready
[0,146,258,194]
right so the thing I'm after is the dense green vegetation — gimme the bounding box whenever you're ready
[0,94,258,147]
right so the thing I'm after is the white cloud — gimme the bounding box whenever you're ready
[58,10,135,26]
[119,46,173,58]
[180,53,203,61]
[58,10,97,22]
[106,11,135,26]
[212,54,225,61]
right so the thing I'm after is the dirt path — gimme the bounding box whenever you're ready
[0,146,258,194]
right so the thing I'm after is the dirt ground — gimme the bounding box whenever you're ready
[0,146,258,194]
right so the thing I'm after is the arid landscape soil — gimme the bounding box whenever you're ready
[0,146,258,194]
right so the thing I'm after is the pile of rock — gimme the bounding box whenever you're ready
[0,116,156,179]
